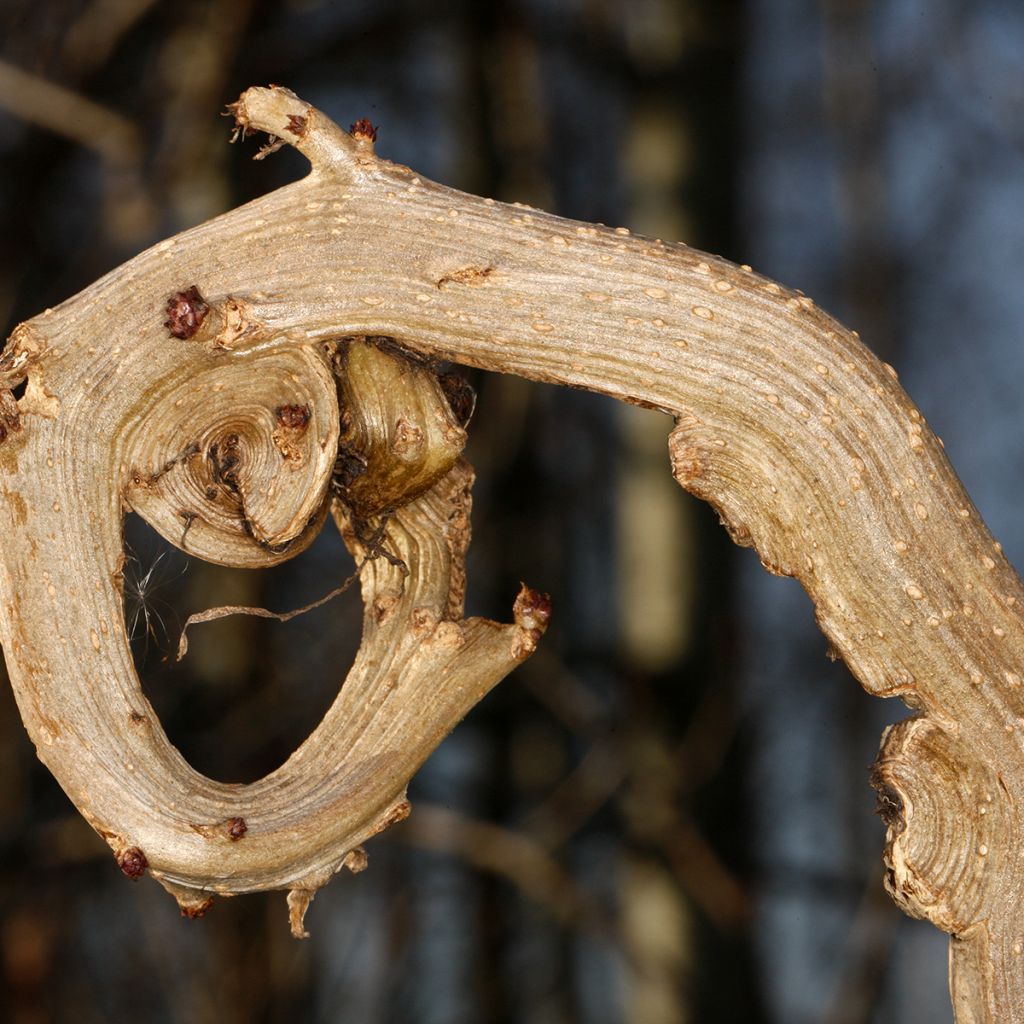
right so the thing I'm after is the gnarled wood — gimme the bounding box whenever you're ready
[0,86,1021,1017]
[0,321,548,934]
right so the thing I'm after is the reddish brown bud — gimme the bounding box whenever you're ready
[180,898,214,919]
[165,286,209,340]
[117,846,148,878]
[514,585,552,634]
[275,404,311,430]
[226,817,248,841]
[286,114,307,136]
[512,585,552,660]
[349,118,378,142]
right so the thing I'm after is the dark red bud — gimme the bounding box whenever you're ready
[117,846,148,879]
[165,286,209,340]
[349,118,378,142]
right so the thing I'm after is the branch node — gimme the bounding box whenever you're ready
[230,85,362,175]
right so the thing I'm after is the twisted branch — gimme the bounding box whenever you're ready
[0,86,1021,1018]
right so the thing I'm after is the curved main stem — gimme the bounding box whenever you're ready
[1,86,1021,1016]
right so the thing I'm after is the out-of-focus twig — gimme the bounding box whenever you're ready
[522,738,625,848]
[61,0,160,78]
[150,0,255,226]
[518,645,609,733]
[661,816,750,931]
[622,720,751,932]
[674,688,740,797]
[399,802,610,933]
[0,59,141,167]
[819,877,898,1024]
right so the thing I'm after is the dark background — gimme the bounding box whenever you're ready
[3,1,1023,1021]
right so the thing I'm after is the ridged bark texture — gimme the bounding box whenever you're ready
[0,87,1020,1017]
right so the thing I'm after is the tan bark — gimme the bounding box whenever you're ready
[0,85,1021,1017]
